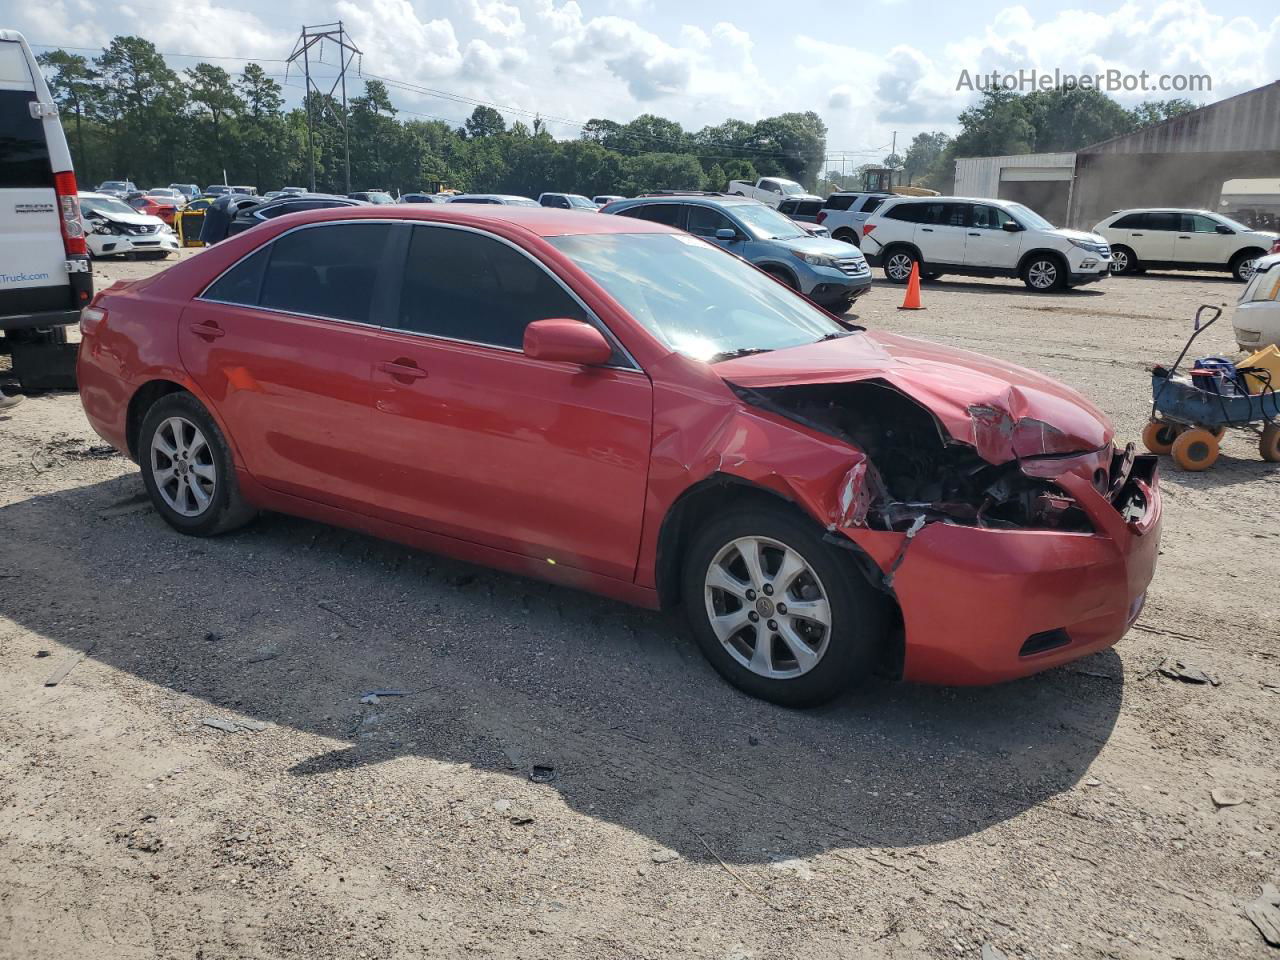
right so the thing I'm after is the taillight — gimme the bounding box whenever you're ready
[863,223,877,236]
[816,211,827,224]
[1271,240,1280,255]
[54,170,87,256]
[80,304,106,335]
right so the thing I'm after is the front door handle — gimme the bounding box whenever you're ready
[967,232,980,236]
[1178,235,1191,239]
[189,321,225,339]
[1131,233,1144,237]
[921,227,934,232]
[378,359,428,381]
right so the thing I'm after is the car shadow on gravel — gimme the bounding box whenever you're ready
[2,475,1124,865]
[917,279,1107,297]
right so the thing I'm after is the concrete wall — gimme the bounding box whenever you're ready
[1067,150,1280,229]
[954,152,1075,198]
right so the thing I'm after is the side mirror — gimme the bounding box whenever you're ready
[523,318,613,366]
[1215,224,1234,235]
[1001,220,1022,232]
[715,228,739,241]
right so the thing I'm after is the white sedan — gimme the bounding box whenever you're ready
[79,192,180,260]
[1233,252,1280,350]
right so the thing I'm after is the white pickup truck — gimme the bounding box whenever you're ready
[727,176,821,209]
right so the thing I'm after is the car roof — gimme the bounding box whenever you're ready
[619,195,760,208]
[1106,207,1216,215]
[253,204,679,237]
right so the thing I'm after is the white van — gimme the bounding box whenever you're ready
[0,29,92,364]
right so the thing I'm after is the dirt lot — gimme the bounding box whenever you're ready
[2,251,1278,960]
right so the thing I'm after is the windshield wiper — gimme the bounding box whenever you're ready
[816,331,852,342]
[708,347,774,363]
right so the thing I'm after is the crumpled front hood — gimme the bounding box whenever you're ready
[717,330,1114,463]
[99,210,163,227]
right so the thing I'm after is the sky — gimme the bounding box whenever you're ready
[4,0,1278,166]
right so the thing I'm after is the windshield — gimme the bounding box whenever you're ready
[100,182,127,191]
[1006,202,1056,230]
[769,179,804,196]
[365,192,394,204]
[1216,214,1255,232]
[567,195,596,209]
[549,232,848,362]
[81,195,137,217]
[730,203,807,241]
[509,197,540,207]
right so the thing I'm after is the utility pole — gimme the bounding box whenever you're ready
[286,21,362,193]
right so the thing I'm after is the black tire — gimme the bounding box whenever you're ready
[681,504,889,707]
[921,271,942,281]
[882,247,918,284]
[1231,249,1265,282]
[763,267,799,291]
[1022,253,1066,291]
[1109,245,1139,275]
[832,230,860,247]
[138,392,256,536]
[139,251,171,260]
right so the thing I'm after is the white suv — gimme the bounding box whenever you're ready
[1093,208,1278,282]
[815,192,893,246]
[861,197,1111,292]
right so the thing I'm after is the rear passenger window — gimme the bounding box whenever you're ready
[1111,213,1146,229]
[0,90,52,187]
[258,222,392,323]
[886,203,928,223]
[393,226,590,349]
[202,248,269,305]
[823,194,854,211]
[860,197,886,213]
[1146,212,1178,231]
[629,204,684,227]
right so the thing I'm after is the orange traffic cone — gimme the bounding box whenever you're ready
[898,261,924,310]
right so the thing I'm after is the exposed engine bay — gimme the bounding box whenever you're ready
[734,380,1095,532]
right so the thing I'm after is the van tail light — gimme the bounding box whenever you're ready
[80,305,106,335]
[1271,240,1280,255]
[816,211,827,224]
[54,170,87,256]
[863,223,877,237]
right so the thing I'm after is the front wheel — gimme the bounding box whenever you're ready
[1231,250,1263,283]
[681,505,888,707]
[882,249,917,284]
[1023,255,1066,291]
[1110,246,1139,275]
[139,392,256,536]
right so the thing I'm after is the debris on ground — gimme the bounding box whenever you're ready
[530,764,556,784]
[1153,657,1221,686]
[768,857,814,880]
[1210,787,1246,808]
[199,717,270,734]
[34,650,50,658]
[1245,885,1280,947]
[362,689,410,699]
[981,945,1009,960]
[359,694,381,706]
[116,827,164,853]
[651,848,681,864]
[43,641,97,687]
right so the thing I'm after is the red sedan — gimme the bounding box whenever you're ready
[77,206,1161,706]
[126,191,179,225]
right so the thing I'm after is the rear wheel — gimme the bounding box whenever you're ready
[882,248,917,284]
[832,230,860,247]
[1023,254,1066,291]
[682,505,888,707]
[139,392,256,536]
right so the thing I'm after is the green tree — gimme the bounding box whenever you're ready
[902,132,950,185]
[620,152,705,194]
[36,50,98,182]
[1129,98,1198,128]
[465,105,506,139]
[237,63,287,189]
[95,36,187,183]
[749,112,827,188]
[1023,86,1133,151]
[704,162,726,191]
[186,63,242,181]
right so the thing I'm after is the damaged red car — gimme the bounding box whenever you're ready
[77,206,1161,706]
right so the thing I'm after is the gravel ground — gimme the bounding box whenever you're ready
[2,251,1278,960]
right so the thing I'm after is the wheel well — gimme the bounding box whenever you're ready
[655,474,905,678]
[831,228,860,245]
[1017,248,1067,275]
[759,263,799,288]
[1232,246,1266,264]
[880,242,920,263]
[125,380,187,461]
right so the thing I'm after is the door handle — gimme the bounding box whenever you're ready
[189,322,225,339]
[1178,235,1191,239]
[921,227,934,232]
[1131,233,1144,237]
[378,360,428,380]
[967,232,980,236]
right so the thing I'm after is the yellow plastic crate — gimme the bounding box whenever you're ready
[1241,344,1280,395]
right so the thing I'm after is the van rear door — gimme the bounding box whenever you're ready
[0,30,90,332]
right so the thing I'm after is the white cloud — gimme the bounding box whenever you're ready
[467,0,525,39]
[335,0,463,78]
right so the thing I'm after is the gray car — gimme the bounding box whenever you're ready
[603,194,872,309]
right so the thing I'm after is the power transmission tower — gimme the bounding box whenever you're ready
[285,21,362,193]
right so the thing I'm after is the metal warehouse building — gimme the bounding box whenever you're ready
[953,152,1076,225]
[953,80,1280,230]
[1068,80,1280,229]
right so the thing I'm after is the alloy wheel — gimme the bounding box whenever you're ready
[1239,258,1257,282]
[150,416,217,517]
[1110,250,1128,273]
[703,536,832,679]
[886,253,913,281]
[1027,260,1058,289]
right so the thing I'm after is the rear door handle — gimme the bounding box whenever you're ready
[1178,235,1191,239]
[189,322,225,339]
[1131,233,1144,237]
[921,227,934,232]
[378,360,428,380]
[967,232,980,236]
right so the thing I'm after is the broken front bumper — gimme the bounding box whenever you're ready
[848,454,1161,685]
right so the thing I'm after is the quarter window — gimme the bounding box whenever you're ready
[860,196,886,213]
[392,226,592,350]
[257,222,393,323]
[202,248,269,306]
[1146,212,1179,231]
[624,203,684,227]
